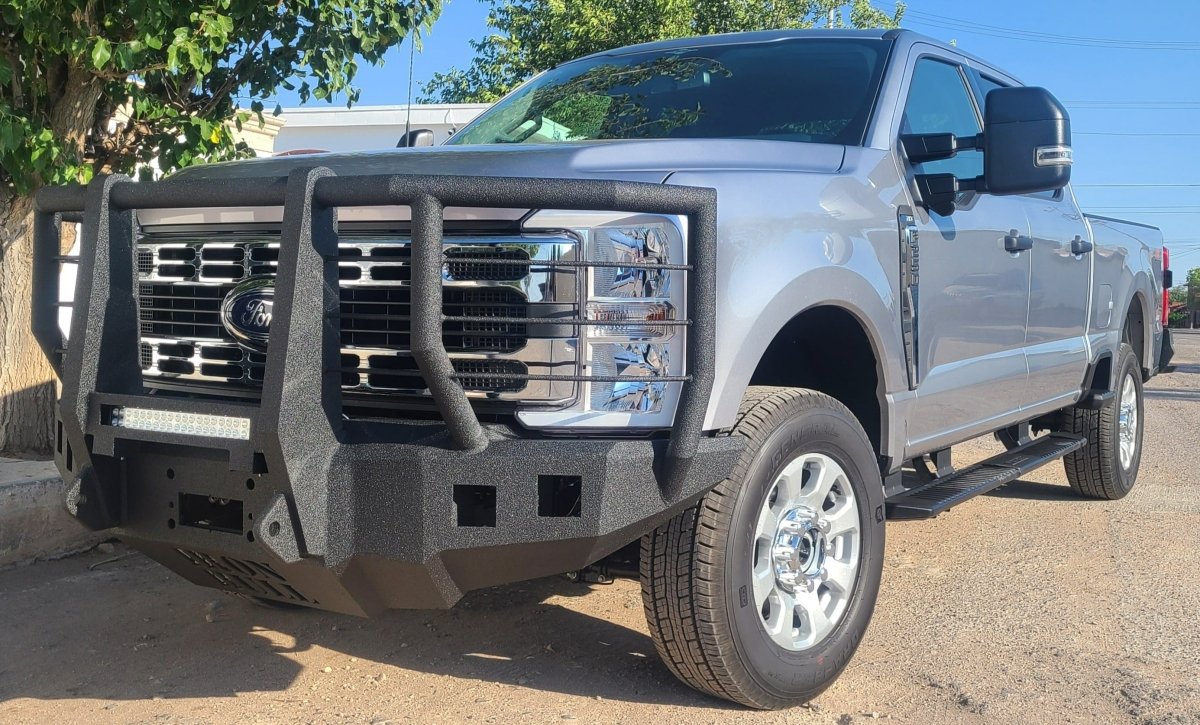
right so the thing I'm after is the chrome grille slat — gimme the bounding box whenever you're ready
[135,234,580,403]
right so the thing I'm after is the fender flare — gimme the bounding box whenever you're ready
[708,265,906,464]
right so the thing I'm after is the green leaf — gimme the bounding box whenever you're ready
[185,43,203,71]
[115,43,134,69]
[91,38,112,69]
[1,0,445,193]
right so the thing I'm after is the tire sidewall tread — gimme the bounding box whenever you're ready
[1064,344,1143,500]
[641,387,885,709]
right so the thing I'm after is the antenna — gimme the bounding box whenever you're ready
[404,31,416,141]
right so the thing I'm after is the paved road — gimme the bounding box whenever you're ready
[3,336,1200,723]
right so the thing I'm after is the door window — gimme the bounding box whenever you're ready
[901,58,983,179]
[976,74,1006,99]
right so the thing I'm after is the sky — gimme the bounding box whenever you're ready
[269,0,1200,261]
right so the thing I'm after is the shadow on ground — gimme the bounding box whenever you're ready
[0,549,721,709]
[984,478,1080,502]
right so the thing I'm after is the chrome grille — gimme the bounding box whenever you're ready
[136,234,580,403]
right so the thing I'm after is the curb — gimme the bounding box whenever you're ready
[0,457,108,568]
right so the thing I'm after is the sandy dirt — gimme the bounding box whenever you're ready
[3,335,1200,724]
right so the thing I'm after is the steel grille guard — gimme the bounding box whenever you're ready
[32,168,719,530]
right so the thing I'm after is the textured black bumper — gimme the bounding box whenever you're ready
[87,417,739,615]
[33,170,737,614]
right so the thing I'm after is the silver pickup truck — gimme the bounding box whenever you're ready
[34,29,1171,709]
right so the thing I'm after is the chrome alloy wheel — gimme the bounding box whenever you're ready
[751,453,862,651]
[1118,372,1139,470]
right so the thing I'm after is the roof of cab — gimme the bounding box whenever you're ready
[571,28,1001,74]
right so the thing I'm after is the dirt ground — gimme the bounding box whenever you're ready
[3,335,1200,724]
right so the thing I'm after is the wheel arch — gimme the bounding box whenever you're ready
[743,303,894,468]
[1123,287,1151,377]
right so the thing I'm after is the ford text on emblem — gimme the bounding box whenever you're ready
[221,277,274,351]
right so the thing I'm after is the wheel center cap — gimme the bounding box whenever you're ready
[1120,404,1136,441]
[772,506,829,593]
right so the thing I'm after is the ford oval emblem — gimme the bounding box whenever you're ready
[221,277,274,351]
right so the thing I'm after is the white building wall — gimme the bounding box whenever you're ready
[273,104,490,153]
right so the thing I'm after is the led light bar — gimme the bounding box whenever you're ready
[111,407,251,440]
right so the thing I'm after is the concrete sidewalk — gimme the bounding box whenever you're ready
[0,457,106,568]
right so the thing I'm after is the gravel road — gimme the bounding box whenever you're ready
[3,335,1200,724]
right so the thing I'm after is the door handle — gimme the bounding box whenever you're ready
[1004,230,1033,253]
[1071,236,1093,255]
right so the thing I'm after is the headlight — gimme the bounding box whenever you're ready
[517,211,687,430]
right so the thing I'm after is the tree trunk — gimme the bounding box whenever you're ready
[0,188,56,457]
[0,65,101,457]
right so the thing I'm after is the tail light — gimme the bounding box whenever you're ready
[1162,246,1171,326]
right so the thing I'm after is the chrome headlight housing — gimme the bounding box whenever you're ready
[517,211,687,430]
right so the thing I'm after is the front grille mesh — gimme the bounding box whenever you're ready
[136,235,572,400]
[138,283,529,354]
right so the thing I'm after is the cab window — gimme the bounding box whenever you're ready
[901,58,983,179]
[976,74,1006,99]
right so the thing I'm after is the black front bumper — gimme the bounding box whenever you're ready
[33,170,739,615]
[101,418,739,615]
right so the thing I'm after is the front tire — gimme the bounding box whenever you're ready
[1064,343,1144,499]
[640,387,885,709]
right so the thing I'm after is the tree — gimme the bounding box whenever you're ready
[0,1,440,456]
[422,0,904,103]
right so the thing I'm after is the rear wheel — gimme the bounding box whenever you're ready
[640,387,885,709]
[1064,343,1144,499]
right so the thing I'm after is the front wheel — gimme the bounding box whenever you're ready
[640,387,885,709]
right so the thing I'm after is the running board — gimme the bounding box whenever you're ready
[886,433,1086,520]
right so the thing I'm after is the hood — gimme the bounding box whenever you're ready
[143,140,845,227]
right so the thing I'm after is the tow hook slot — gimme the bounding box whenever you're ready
[179,494,244,534]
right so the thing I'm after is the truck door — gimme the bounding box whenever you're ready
[970,71,1092,410]
[897,52,1032,451]
[1017,189,1092,406]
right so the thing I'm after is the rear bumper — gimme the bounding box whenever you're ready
[81,416,739,615]
[33,170,735,614]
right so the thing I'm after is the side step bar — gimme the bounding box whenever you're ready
[886,433,1086,520]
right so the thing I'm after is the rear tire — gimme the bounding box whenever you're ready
[640,387,885,709]
[1064,343,1143,499]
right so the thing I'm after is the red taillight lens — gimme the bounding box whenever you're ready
[1162,246,1170,326]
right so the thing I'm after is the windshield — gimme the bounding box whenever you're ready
[448,38,889,147]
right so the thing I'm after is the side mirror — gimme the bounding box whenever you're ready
[397,129,435,148]
[983,87,1072,195]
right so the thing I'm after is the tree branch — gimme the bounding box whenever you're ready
[201,33,270,118]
